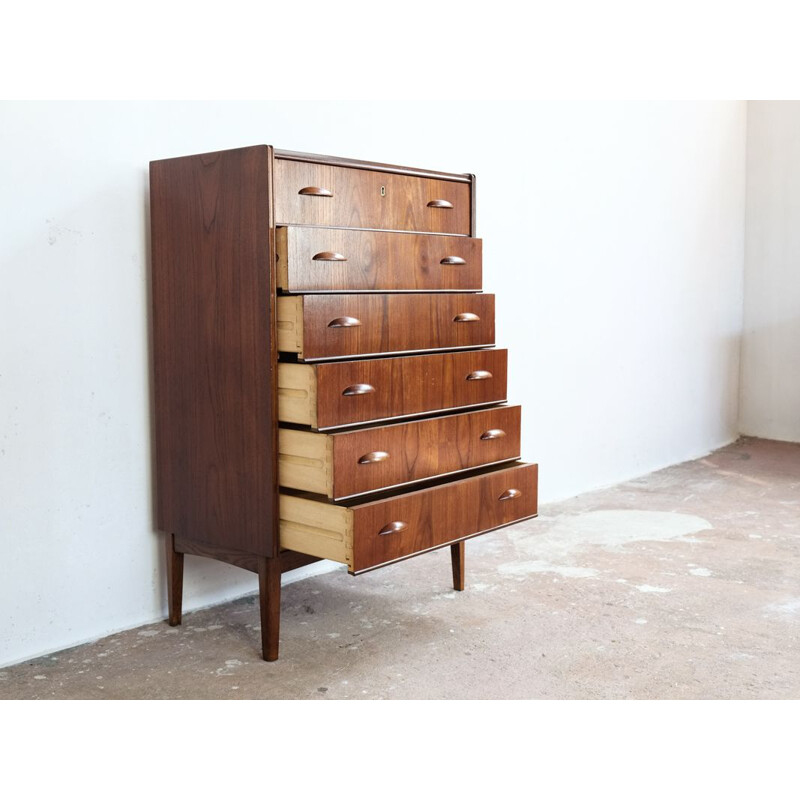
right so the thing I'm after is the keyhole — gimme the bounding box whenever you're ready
[380,186,386,197]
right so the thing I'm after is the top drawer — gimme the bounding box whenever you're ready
[274,158,472,235]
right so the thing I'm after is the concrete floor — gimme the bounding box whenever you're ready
[2,436,798,699]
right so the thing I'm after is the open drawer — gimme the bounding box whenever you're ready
[279,405,521,500]
[277,349,508,430]
[279,461,538,574]
[277,293,495,361]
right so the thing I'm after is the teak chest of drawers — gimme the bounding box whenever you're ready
[150,145,538,661]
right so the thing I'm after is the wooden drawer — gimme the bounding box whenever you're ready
[274,158,471,235]
[280,462,538,574]
[279,405,521,500]
[276,226,482,293]
[278,349,508,429]
[277,294,495,361]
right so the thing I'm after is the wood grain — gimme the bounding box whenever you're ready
[350,463,538,572]
[150,145,278,557]
[279,494,352,565]
[276,462,538,573]
[327,405,521,498]
[309,348,508,429]
[277,226,482,292]
[278,294,495,360]
[274,158,471,235]
[278,405,520,498]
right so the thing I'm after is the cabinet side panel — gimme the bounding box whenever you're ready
[150,146,277,557]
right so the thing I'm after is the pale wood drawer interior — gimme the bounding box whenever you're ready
[277,362,317,426]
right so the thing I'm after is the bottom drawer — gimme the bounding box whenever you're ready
[279,462,538,574]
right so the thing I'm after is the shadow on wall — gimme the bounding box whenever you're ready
[740,317,800,443]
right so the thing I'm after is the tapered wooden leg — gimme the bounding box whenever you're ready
[258,556,282,661]
[451,540,465,591]
[165,533,184,626]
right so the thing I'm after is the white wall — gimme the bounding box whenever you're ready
[740,101,800,442]
[0,101,746,667]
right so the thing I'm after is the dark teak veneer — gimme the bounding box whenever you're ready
[150,145,538,661]
[150,146,277,558]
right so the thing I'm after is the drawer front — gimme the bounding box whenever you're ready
[313,349,508,429]
[278,294,495,361]
[274,159,471,235]
[350,462,538,572]
[277,226,482,292]
[330,405,521,499]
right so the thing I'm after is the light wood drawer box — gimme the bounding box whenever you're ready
[279,405,521,499]
[276,226,482,293]
[277,293,495,361]
[278,349,508,430]
[280,462,538,574]
[274,158,471,235]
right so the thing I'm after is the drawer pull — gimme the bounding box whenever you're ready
[328,316,362,328]
[480,429,506,440]
[342,383,375,396]
[453,312,480,323]
[427,199,454,209]
[466,370,493,381]
[379,521,408,536]
[499,488,521,501]
[298,186,333,197]
[312,251,348,262]
[440,256,467,266]
[358,451,390,465]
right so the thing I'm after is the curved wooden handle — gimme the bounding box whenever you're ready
[466,370,492,381]
[358,451,390,465]
[453,312,480,323]
[427,199,454,209]
[499,488,521,501]
[480,429,506,440]
[342,383,375,396]
[298,186,333,197]
[312,251,348,262]
[328,316,361,328]
[379,521,408,535]
[440,256,466,266]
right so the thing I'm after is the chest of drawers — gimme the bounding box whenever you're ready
[150,145,538,661]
